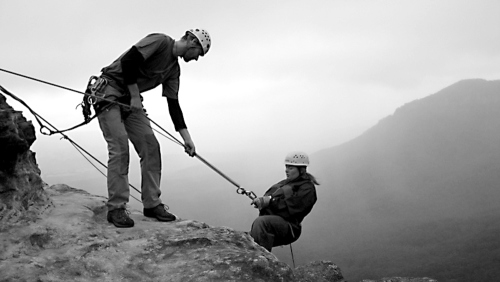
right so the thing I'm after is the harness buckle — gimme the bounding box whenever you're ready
[87,76,108,105]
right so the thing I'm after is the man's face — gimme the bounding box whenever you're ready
[183,39,203,62]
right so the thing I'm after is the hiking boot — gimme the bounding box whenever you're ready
[107,208,134,228]
[143,204,176,222]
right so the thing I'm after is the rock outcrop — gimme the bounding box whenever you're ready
[1,184,338,282]
[0,92,47,226]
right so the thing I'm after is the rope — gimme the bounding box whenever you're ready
[0,84,143,203]
[44,108,100,136]
[0,67,257,201]
[0,68,132,136]
[66,137,142,203]
[146,117,256,200]
[289,244,296,268]
[0,68,132,110]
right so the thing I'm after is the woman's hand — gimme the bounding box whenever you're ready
[251,196,271,210]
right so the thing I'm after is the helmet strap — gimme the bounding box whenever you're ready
[298,166,307,176]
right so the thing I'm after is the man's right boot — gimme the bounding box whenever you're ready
[107,208,134,228]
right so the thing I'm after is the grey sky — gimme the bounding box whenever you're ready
[1,0,499,176]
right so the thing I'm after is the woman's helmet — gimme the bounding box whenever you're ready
[187,28,211,56]
[284,151,309,167]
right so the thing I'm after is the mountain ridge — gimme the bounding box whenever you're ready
[304,78,500,281]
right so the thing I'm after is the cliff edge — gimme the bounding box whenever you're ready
[1,183,345,281]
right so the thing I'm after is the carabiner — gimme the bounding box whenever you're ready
[236,187,257,200]
[247,191,257,200]
[87,95,97,105]
[88,76,99,87]
[236,187,246,195]
[87,76,107,105]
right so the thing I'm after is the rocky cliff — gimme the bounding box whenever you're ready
[1,183,347,282]
[0,90,437,282]
[0,92,47,226]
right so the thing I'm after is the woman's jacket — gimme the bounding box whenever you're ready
[259,174,317,233]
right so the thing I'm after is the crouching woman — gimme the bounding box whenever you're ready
[250,151,318,251]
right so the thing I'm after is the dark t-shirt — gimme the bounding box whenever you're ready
[101,33,180,99]
[101,33,187,130]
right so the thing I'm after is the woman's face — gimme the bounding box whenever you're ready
[285,165,300,180]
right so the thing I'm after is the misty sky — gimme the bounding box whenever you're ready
[1,0,500,183]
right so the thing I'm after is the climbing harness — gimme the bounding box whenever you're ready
[87,75,107,105]
[81,75,108,123]
[0,67,257,201]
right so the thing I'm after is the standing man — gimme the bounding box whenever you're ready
[91,29,211,228]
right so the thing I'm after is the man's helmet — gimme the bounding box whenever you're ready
[187,28,211,56]
[284,151,309,167]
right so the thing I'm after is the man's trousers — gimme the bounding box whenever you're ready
[97,85,162,211]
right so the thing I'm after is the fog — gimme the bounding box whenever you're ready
[2,1,500,158]
[2,1,500,280]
